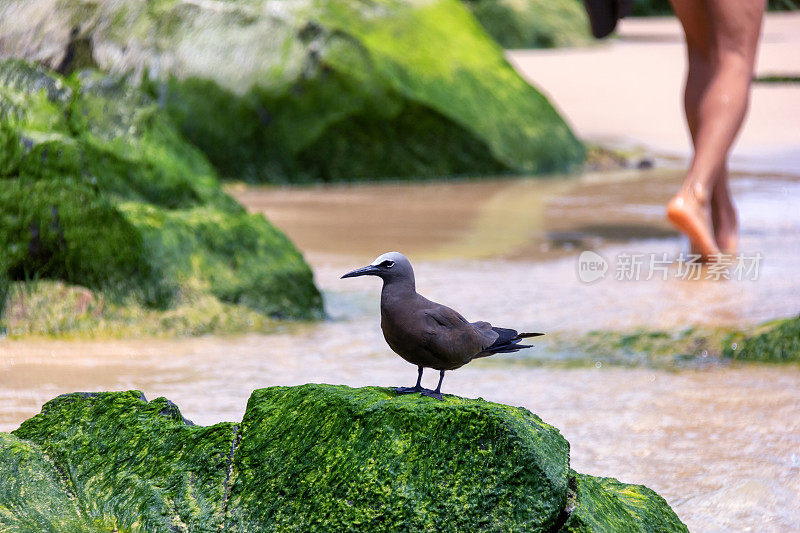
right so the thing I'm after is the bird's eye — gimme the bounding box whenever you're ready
[381,260,395,268]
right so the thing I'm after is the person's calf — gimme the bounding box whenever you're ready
[711,179,738,254]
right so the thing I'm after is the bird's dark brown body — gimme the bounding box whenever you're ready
[380,289,496,371]
[342,251,542,399]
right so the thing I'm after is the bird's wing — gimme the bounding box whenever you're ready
[424,304,470,329]
[470,321,501,348]
[421,304,484,366]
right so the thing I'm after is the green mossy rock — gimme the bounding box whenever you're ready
[14,391,237,532]
[4,385,687,531]
[560,472,688,532]
[462,0,591,49]
[0,0,584,182]
[0,433,108,532]
[724,314,800,363]
[122,204,322,318]
[226,385,570,530]
[0,59,322,318]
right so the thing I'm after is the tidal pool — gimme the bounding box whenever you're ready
[2,166,799,532]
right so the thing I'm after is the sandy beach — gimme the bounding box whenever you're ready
[509,13,800,172]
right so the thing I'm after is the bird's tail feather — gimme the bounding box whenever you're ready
[487,343,534,353]
[473,328,544,359]
[516,332,544,339]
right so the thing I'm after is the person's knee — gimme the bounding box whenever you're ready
[712,21,761,68]
[714,49,755,81]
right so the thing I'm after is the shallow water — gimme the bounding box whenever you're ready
[3,167,800,532]
[234,167,800,331]
[2,339,799,531]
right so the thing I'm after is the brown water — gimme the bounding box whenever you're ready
[2,167,800,532]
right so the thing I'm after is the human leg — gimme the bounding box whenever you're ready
[683,45,739,254]
[667,0,719,257]
[667,0,764,257]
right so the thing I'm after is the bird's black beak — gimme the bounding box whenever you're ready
[341,265,381,279]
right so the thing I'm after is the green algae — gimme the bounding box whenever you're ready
[462,0,591,49]
[122,204,321,319]
[724,314,800,363]
[754,74,800,84]
[294,102,508,181]
[227,385,569,531]
[3,385,687,532]
[14,391,237,532]
[539,314,800,368]
[0,433,109,532]
[0,59,322,326]
[1,280,280,338]
[313,0,585,178]
[0,0,585,183]
[0,176,169,306]
[541,326,736,369]
[628,0,673,16]
[560,472,688,532]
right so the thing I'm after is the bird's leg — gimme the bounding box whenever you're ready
[395,366,424,394]
[421,370,445,401]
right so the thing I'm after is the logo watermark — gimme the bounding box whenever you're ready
[577,250,609,283]
[577,251,763,282]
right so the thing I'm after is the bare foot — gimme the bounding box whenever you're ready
[668,189,720,259]
[711,187,739,254]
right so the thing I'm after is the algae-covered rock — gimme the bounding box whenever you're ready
[560,472,688,532]
[462,0,591,49]
[0,433,108,532]
[4,385,687,532]
[724,314,800,363]
[553,326,733,368]
[0,59,322,319]
[227,385,570,530]
[14,391,237,531]
[0,0,584,182]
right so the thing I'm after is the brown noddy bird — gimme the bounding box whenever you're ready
[342,252,543,400]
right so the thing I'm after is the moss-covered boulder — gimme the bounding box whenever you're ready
[0,0,584,183]
[544,314,800,368]
[462,0,591,49]
[0,59,322,320]
[0,433,109,531]
[561,472,688,532]
[724,314,800,363]
[227,386,570,530]
[4,385,687,531]
[12,391,237,531]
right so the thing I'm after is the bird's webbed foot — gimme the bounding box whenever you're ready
[420,369,445,400]
[396,366,425,395]
[395,385,423,395]
[420,389,443,401]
